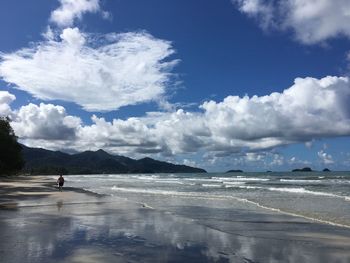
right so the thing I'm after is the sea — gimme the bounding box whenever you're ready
[65,171,350,228]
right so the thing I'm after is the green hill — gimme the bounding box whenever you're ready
[21,145,206,175]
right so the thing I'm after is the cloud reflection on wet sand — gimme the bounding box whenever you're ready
[1,193,350,263]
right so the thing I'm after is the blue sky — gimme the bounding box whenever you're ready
[0,0,350,171]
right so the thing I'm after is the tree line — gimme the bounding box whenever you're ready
[0,117,24,175]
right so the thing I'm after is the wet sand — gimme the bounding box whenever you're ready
[1,176,350,263]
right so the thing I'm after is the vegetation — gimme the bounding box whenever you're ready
[22,146,207,174]
[0,117,24,175]
[292,167,313,172]
[226,169,243,173]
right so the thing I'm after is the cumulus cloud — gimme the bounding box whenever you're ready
[0,28,178,111]
[270,153,284,166]
[5,76,350,158]
[232,0,350,44]
[199,76,350,153]
[318,150,334,165]
[203,151,284,170]
[50,0,103,27]
[183,159,199,168]
[0,91,15,117]
[288,156,311,166]
[11,103,81,141]
[77,115,163,153]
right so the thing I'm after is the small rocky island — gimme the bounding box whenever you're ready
[292,167,313,172]
[323,168,331,172]
[226,169,243,173]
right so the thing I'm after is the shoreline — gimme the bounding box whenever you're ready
[1,175,350,262]
[228,195,350,229]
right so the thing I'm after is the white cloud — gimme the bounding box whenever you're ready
[50,0,102,27]
[183,159,198,167]
[305,141,313,149]
[76,115,163,154]
[0,91,15,117]
[232,0,350,44]
[234,0,275,30]
[0,28,178,111]
[12,103,81,140]
[270,153,284,166]
[317,149,334,165]
[199,76,350,152]
[83,75,350,155]
[4,75,350,162]
[202,151,284,171]
[288,156,311,166]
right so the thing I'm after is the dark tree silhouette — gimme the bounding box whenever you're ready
[0,117,24,175]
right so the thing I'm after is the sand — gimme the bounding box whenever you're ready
[1,176,350,263]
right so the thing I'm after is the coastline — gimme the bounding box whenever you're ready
[1,175,350,263]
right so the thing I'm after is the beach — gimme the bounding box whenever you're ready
[1,175,350,263]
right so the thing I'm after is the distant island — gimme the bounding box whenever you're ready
[21,145,206,175]
[323,168,331,172]
[226,169,243,173]
[292,167,313,172]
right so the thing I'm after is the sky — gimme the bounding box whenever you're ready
[0,0,350,172]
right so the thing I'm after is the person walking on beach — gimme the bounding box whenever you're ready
[57,174,65,191]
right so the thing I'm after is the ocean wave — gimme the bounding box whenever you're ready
[184,178,222,182]
[237,185,350,201]
[155,180,194,185]
[224,183,244,188]
[201,184,222,188]
[107,174,131,178]
[110,185,350,229]
[111,186,213,197]
[280,178,350,184]
[239,185,262,189]
[131,175,160,180]
[280,179,323,183]
[267,187,350,200]
[211,177,269,182]
[223,181,245,185]
[112,186,175,195]
[232,197,350,229]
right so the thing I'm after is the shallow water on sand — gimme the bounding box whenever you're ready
[2,173,350,262]
[67,171,350,227]
[1,193,350,263]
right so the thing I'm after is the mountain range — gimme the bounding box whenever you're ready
[21,145,206,175]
